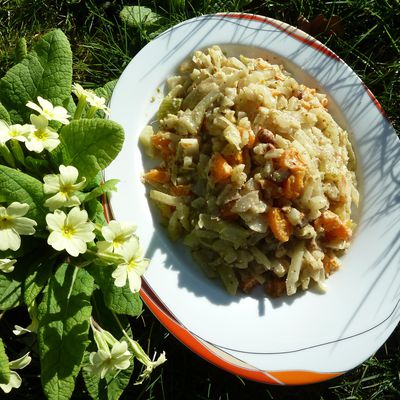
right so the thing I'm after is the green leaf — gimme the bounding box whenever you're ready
[0,165,47,230]
[55,118,124,182]
[0,29,72,124]
[82,349,134,400]
[24,256,54,306]
[15,37,27,63]
[95,80,118,104]
[0,265,27,310]
[86,198,108,226]
[0,338,10,385]
[37,263,94,400]
[120,6,161,28]
[88,267,142,317]
[83,179,119,202]
[0,103,11,123]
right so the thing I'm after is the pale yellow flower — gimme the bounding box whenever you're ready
[26,96,70,124]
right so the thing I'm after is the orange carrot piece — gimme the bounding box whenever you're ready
[267,207,293,242]
[282,170,305,199]
[210,153,233,183]
[277,148,305,171]
[314,210,351,242]
[170,184,191,196]
[151,134,173,160]
[143,168,170,184]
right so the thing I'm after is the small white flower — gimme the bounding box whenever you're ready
[0,202,37,251]
[26,96,70,124]
[0,120,33,144]
[86,92,110,115]
[72,83,89,99]
[0,352,31,394]
[96,220,137,254]
[46,207,95,257]
[0,258,16,273]
[25,114,60,153]
[86,341,131,379]
[111,237,149,293]
[72,83,110,115]
[43,165,86,211]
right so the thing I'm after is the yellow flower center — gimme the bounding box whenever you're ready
[62,225,75,238]
[34,129,47,140]
[0,216,12,229]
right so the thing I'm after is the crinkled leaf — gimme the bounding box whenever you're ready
[24,256,54,306]
[54,118,124,182]
[85,198,108,226]
[0,338,10,385]
[0,103,11,123]
[0,29,72,124]
[95,80,117,104]
[83,179,119,202]
[37,263,94,400]
[15,37,27,63]
[120,6,161,28]
[88,267,142,317]
[0,165,47,230]
[0,265,27,310]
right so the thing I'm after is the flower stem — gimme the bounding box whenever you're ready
[9,140,25,167]
[74,97,87,120]
[86,106,98,119]
[0,143,16,168]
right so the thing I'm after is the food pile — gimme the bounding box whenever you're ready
[141,45,358,297]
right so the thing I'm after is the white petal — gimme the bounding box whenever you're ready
[0,371,21,393]
[65,238,85,257]
[96,241,113,253]
[74,226,95,242]
[47,231,69,252]
[37,97,53,111]
[25,137,44,153]
[66,207,88,226]
[0,258,16,273]
[127,270,142,293]
[45,193,68,211]
[120,237,140,261]
[12,217,37,235]
[134,258,150,276]
[30,114,48,130]
[59,165,79,184]
[43,174,61,193]
[6,202,29,217]
[46,210,66,231]
[111,265,128,287]
[26,101,42,113]
[9,352,31,369]
[0,229,21,251]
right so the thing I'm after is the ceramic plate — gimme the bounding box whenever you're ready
[106,13,400,385]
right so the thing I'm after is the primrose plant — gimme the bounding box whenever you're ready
[0,30,165,399]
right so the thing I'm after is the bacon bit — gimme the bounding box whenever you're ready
[267,207,293,242]
[239,126,256,149]
[224,151,243,166]
[264,272,286,297]
[170,184,191,196]
[257,128,275,144]
[314,210,351,242]
[210,153,233,183]
[151,134,173,160]
[323,254,341,275]
[282,170,305,199]
[219,200,239,221]
[261,179,282,198]
[277,148,305,171]
[239,272,259,293]
[292,89,303,99]
[142,168,170,184]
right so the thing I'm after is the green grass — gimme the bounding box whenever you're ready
[1,1,399,399]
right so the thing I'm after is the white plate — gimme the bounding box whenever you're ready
[107,13,400,385]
